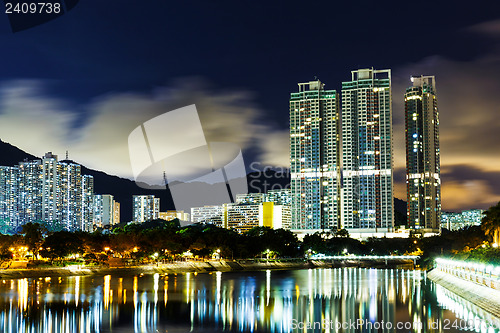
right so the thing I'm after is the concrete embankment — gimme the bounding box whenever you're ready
[0,259,415,280]
[0,260,322,279]
[428,269,500,318]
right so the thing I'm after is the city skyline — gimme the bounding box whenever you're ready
[0,2,498,213]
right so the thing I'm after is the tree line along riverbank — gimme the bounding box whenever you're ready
[0,200,499,271]
[0,258,419,280]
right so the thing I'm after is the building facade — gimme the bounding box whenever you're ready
[405,76,441,232]
[159,210,190,222]
[190,205,226,227]
[0,166,18,229]
[226,204,261,234]
[265,189,292,206]
[132,195,160,223]
[290,80,340,230]
[190,190,292,232]
[0,152,94,231]
[226,202,291,234]
[441,209,483,231]
[113,201,120,226]
[341,68,394,230]
[94,194,118,228]
[235,193,265,205]
[81,175,94,231]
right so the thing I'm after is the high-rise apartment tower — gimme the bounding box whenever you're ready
[405,75,441,232]
[341,69,394,230]
[290,80,340,229]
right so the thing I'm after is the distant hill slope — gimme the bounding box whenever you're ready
[0,140,38,166]
[0,140,408,225]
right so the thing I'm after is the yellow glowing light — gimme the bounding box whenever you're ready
[104,247,110,251]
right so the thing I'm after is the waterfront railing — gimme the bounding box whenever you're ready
[435,258,500,290]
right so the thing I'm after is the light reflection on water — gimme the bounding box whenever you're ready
[0,268,497,332]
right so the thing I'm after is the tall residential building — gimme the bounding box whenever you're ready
[0,152,94,231]
[290,80,340,230]
[17,159,43,225]
[113,201,120,225]
[132,195,160,223]
[94,194,117,228]
[405,76,440,232]
[81,175,95,231]
[0,166,18,228]
[41,153,59,225]
[60,162,84,231]
[341,68,394,230]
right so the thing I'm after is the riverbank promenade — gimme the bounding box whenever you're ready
[429,258,500,318]
[0,256,419,279]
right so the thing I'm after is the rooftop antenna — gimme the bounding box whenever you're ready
[163,171,168,190]
[65,150,69,160]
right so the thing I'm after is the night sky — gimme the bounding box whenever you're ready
[0,1,499,212]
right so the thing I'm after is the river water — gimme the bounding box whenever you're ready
[0,268,498,332]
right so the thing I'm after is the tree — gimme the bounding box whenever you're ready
[21,222,46,258]
[243,227,300,257]
[302,232,327,255]
[481,202,500,245]
[40,231,84,261]
[335,229,350,238]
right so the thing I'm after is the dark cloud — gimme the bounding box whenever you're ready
[439,164,500,211]
[442,164,500,195]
